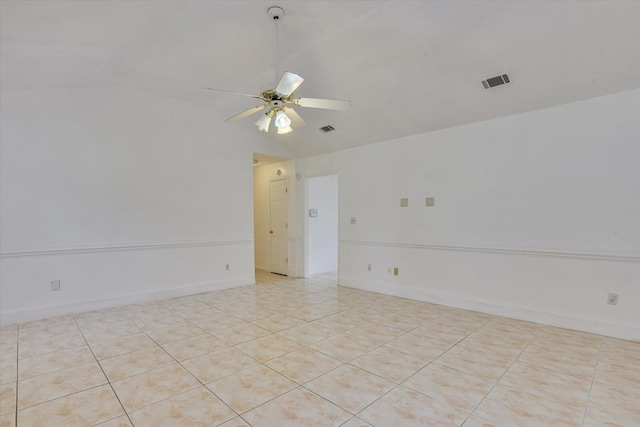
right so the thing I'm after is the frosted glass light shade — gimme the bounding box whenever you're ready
[274,110,291,131]
[254,114,272,132]
[277,125,292,134]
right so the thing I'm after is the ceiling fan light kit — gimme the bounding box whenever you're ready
[205,5,350,135]
[254,113,272,132]
[275,110,292,134]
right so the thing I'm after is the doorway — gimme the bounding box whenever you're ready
[252,154,292,277]
[305,175,339,277]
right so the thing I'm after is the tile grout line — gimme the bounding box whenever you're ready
[112,316,240,423]
[151,306,300,426]
[456,325,544,425]
[298,312,470,419]
[580,338,603,427]
[14,326,20,427]
[179,312,344,425]
[74,316,136,427]
[296,382,358,418]
[462,326,604,424]
[8,274,632,426]
[499,331,603,415]
[96,310,239,421]
[349,314,494,423]
[165,277,364,422]
[242,274,635,425]
[10,320,125,415]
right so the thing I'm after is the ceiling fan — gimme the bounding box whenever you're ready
[206,6,351,135]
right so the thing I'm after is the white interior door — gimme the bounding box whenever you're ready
[270,179,288,275]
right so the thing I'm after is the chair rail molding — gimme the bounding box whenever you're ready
[1,239,254,258]
[339,239,640,263]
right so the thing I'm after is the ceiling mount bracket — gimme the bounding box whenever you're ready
[267,6,284,20]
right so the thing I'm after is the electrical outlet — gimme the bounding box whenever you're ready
[367,264,372,272]
[393,267,399,276]
[426,197,435,207]
[350,217,357,225]
[225,264,230,271]
[51,280,61,291]
[400,198,409,207]
[607,293,618,305]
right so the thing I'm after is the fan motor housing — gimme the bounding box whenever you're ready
[260,89,292,103]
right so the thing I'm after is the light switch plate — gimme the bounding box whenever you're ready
[350,217,357,225]
[426,197,435,207]
[400,198,409,207]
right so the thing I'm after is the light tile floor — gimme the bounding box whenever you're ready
[0,271,638,426]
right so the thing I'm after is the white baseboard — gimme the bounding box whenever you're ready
[339,276,639,342]
[0,278,252,326]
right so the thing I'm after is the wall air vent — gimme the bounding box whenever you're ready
[319,125,335,133]
[482,74,510,89]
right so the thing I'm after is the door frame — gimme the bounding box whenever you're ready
[269,178,289,275]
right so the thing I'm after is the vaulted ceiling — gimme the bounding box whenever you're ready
[2,0,639,157]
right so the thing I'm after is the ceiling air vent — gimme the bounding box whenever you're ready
[319,125,335,133]
[482,74,510,89]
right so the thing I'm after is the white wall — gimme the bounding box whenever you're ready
[306,175,338,275]
[0,86,291,324]
[297,89,640,341]
[253,160,300,276]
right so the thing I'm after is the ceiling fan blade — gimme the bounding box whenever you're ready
[205,87,262,99]
[225,104,267,122]
[283,106,305,129]
[294,97,351,111]
[275,72,304,96]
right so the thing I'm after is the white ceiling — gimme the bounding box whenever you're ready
[2,0,639,157]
